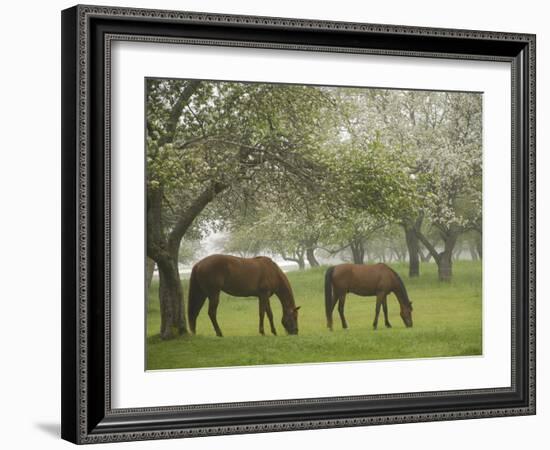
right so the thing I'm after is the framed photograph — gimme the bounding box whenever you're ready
[61,4,536,444]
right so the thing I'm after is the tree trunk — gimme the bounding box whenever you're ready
[306,247,319,268]
[147,182,227,339]
[416,226,459,282]
[439,229,458,281]
[438,251,453,282]
[146,258,155,290]
[475,233,482,259]
[147,80,224,340]
[468,243,479,261]
[452,246,461,261]
[404,226,420,277]
[156,255,186,340]
[282,250,305,270]
[419,249,431,262]
[350,240,365,264]
[393,249,402,262]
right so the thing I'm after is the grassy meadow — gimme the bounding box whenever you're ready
[146,261,482,370]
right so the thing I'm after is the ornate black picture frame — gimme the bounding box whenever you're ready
[61,4,536,444]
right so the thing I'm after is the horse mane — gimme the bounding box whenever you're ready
[263,258,296,306]
[388,267,413,310]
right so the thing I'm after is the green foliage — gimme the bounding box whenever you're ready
[147,79,336,237]
[178,239,201,265]
[319,139,420,221]
[147,79,483,286]
[344,89,481,227]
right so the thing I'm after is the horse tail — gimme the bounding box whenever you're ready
[389,267,412,309]
[325,266,335,323]
[187,265,207,334]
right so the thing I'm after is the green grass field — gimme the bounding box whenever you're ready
[146,261,482,370]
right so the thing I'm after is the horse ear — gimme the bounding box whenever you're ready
[295,306,301,311]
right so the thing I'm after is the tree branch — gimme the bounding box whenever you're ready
[319,243,351,255]
[281,254,301,264]
[168,182,227,252]
[415,230,441,263]
[200,137,323,187]
[158,80,202,148]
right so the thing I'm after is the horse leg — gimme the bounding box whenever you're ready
[258,296,267,335]
[265,298,277,335]
[207,292,223,337]
[382,295,392,328]
[373,293,383,330]
[327,289,340,331]
[338,293,348,329]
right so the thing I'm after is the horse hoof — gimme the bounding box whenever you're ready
[385,323,392,328]
[373,325,378,330]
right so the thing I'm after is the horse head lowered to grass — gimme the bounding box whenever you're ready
[325,263,413,331]
[188,254,300,337]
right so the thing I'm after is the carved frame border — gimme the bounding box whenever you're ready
[61,4,536,444]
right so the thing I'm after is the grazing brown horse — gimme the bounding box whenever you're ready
[188,254,300,337]
[325,263,413,331]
